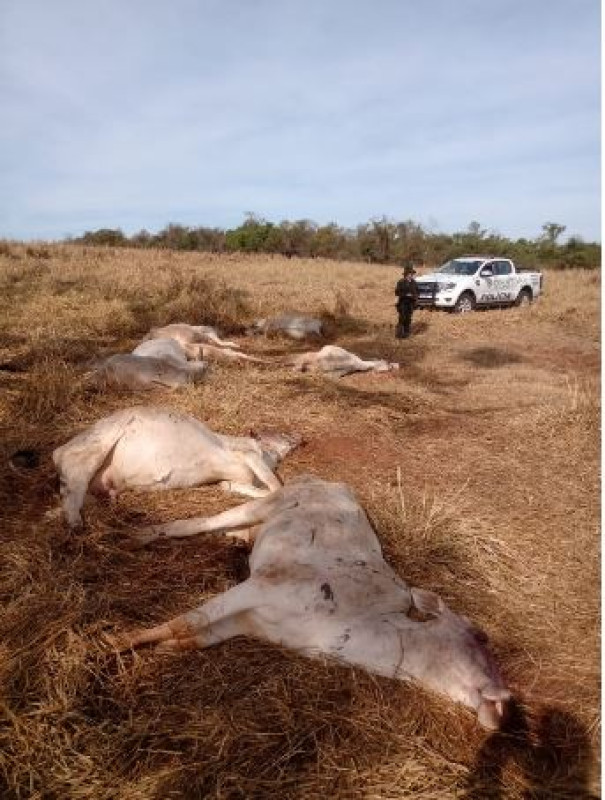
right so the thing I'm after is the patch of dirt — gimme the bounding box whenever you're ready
[526,342,601,374]
[460,346,524,368]
[304,433,400,473]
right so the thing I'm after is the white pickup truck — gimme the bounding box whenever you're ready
[415,256,543,313]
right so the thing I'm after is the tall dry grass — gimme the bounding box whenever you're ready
[0,245,600,799]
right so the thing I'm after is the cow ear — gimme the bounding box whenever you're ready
[410,587,444,618]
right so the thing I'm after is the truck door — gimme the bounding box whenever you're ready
[492,260,515,303]
[474,261,497,304]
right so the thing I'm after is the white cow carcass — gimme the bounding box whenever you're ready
[92,331,265,391]
[143,328,268,365]
[92,338,208,390]
[121,476,511,730]
[249,314,324,340]
[146,323,240,350]
[53,407,301,528]
[92,353,207,390]
[132,337,204,364]
[288,345,399,377]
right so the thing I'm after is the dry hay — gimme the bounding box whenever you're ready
[0,245,600,799]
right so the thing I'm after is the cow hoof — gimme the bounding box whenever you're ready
[132,526,163,546]
[478,695,511,730]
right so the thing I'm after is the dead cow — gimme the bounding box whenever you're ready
[93,353,207,390]
[140,331,267,366]
[123,475,511,730]
[288,345,399,377]
[249,314,324,340]
[53,407,301,528]
[132,337,207,364]
[93,336,261,391]
[92,338,208,390]
[146,323,240,350]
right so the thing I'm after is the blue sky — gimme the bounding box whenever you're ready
[1,0,601,241]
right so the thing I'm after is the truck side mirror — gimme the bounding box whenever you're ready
[480,267,493,277]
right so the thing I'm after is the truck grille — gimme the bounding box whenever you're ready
[417,282,438,299]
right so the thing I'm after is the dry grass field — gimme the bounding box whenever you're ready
[0,244,600,799]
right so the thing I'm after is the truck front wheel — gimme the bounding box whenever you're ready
[453,292,476,313]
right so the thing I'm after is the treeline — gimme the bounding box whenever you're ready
[71,216,601,270]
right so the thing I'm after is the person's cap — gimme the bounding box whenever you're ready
[403,263,416,275]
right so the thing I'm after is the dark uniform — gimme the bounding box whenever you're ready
[395,265,419,338]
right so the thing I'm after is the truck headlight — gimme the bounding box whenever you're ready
[440,282,456,291]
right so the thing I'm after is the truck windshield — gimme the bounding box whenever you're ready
[437,259,484,276]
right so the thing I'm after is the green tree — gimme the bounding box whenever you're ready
[278,219,316,258]
[392,219,426,264]
[155,224,197,250]
[540,222,567,245]
[311,223,346,259]
[356,217,396,263]
[79,228,128,246]
[131,229,153,248]
[225,214,275,253]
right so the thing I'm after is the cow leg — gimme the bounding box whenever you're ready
[55,442,124,528]
[114,580,258,651]
[203,345,267,365]
[132,491,282,544]
[202,332,241,349]
[183,343,206,361]
[154,615,250,653]
[53,413,136,528]
[225,525,259,544]
[224,350,268,364]
[186,361,209,377]
[219,480,272,498]
[241,452,282,493]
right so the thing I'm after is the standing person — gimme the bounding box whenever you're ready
[395,262,419,338]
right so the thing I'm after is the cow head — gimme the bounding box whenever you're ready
[252,430,304,468]
[394,588,510,730]
[372,360,400,373]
